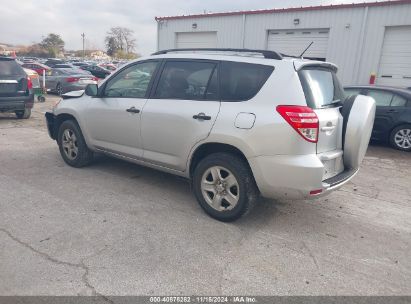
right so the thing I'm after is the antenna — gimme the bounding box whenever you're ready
[299,41,313,58]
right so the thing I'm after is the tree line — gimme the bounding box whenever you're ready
[18,27,138,59]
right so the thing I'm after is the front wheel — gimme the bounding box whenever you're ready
[193,153,259,222]
[57,120,94,167]
[390,124,411,151]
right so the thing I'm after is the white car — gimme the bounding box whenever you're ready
[45,48,376,222]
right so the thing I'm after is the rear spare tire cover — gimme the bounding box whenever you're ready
[342,95,376,169]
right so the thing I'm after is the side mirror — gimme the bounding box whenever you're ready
[85,84,98,97]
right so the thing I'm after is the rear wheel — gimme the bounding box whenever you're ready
[390,125,411,152]
[193,153,259,222]
[56,83,63,96]
[15,108,31,119]
[57,120,93,167]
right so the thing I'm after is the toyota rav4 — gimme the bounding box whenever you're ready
[45,48,376,222]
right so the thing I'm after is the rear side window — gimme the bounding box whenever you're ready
[220,62,273,102]
[0,59,25,76]
[154,61,217,100]
[390,94,407,107]
[367,90,393,106]
[299,68,345,109]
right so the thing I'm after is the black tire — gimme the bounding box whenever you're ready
[56,83,62,96]
[57,120,93,167]
[390,124,411,152]
[38,96,46,103]
[193,153,259,222]
[15,108,31,119]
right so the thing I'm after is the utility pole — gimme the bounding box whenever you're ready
[81,33,85,59]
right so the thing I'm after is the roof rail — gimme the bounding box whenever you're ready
[152,48,283,60]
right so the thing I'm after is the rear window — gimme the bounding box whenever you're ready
[220,62,274,102]
[0,59,25,76]
[299,68,345,109]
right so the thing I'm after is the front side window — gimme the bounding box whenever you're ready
[367,90,393,107]
[220,62,274,102]
[154,61,217,100]
[104,61,158,98]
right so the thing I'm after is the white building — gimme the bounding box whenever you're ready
[156,0,411,87]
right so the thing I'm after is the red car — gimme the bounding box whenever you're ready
[22,62,50,76]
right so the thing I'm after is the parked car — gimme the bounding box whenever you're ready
[80,65,111,79]
[99,63,117,71]
[53,64,75,69]
[45,68,97,95]
[72,62,89,68]
[0,57,34,119]
[22,62,50,76]
[45,48,376,221]
[345,85,411,151]
[44,59,64,68]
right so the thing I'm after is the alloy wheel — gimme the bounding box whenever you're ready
[62,129,78,160]
[394,128,411,149]
[201,166,239,211]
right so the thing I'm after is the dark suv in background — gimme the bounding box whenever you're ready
[0,57,34,119]
[345,85,411,151]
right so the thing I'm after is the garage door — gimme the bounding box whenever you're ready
[267,29,329,61]
[377,26,411,87]
[176,32,217,49]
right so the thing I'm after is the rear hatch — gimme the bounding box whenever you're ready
[0,58,29,98]
[297,63,346,179]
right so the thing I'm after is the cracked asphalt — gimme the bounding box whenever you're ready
[0,96,410,296]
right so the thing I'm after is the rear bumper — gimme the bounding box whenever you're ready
[249,154,357,200]
[0,94,34,111]
[45,112,56,140]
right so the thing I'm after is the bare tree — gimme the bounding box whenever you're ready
[105,27,136,55]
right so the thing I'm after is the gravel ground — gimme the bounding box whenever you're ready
[0,95,410,296]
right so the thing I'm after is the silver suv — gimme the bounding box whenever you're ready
[45,49,376,222]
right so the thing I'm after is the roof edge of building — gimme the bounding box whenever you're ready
[155,0,411,21]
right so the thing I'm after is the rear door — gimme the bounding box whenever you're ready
[298,67,345,154]
[298,66,346,179]
[366,89,408,140]
[0,58,28,99]
[141,59,220,171]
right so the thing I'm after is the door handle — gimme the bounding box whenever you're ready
[321,126,336,131]
[193,113,211,120]
[387,109,398,113]
[126,106,140,114]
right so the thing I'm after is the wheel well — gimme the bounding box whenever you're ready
[189,143,249,178]
[53,114,78,139]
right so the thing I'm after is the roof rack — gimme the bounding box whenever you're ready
[152,48,283,60]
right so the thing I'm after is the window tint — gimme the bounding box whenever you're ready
[367,90,393,106]
[104,61,158,98]
[220,62,273,101]
[299,68,345,109]
[391,94,407,107]
[154,61,217,100]
[0,59,25,76]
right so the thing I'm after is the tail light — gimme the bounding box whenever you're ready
[92,77,99,81]
[66,77,80,83]
[276,105,319,143]
[27,77,33,90]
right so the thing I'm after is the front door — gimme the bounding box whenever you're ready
[141,60,220,171]
[84,60,160,158]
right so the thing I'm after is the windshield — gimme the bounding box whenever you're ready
[299,67,345,109]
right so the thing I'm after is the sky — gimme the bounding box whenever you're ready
[0,0,380,56]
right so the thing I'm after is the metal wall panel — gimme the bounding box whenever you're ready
[157,3,411,85]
